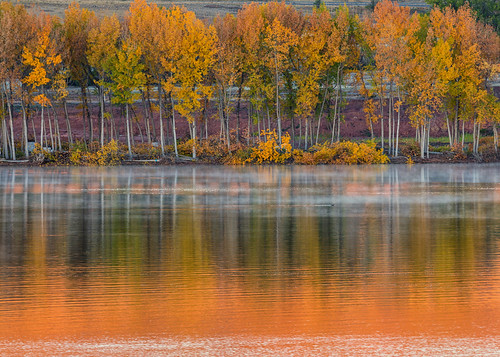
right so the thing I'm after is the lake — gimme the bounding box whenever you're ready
[0,165,499,355]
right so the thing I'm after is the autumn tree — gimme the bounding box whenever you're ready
[370,0,419,156]
[213,14,242,148]
[62,2,97,143]
[88,14,121,146]
[406,35,449,158]
[235,3,267,142]
[0,2,36,159]
[107,40,146,159]
[325,5,361,145]
[425,5,498,153]
[292,8,330,148]
[426,0,499,33]
[164,7,216,158]
[129,0,167,152]
[263,18,298,146]
[235,2,305,147]
[22,18,62,150]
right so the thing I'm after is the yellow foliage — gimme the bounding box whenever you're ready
[247,130,292,164]
[294,140,388,165]
[96,140,122,165]
[33,94,51,107]
[133,143,162,159]
[31,143,54,163]
[223,154,247,165]
[178,137,229,160]
[22,26,61,89]
[70,140,122,166]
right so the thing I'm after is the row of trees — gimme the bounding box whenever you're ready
[0,0,498,160]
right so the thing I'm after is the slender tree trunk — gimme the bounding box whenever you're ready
[2,119,8,159]
[473,120,481,155]
[47,104,54,150]
[379,86,384,150]
[218,87,224,140]
[274,53,282,147]
[493,123,498,153]
[426,119,431,158]
[420,124,425,159]
[388,88,392,156]
[52,106,62,151]
[446,111,452,147]
[63,99,72,144]
[81,89,87,143]
[461,118,465,147]
[1,90,8,158]
[236,74,244,143]
[315,84,329,145]
[190,121,197,159]
[267,103,271,132]
[158,83,165,155]
[305,117,309,150]
[6,86,16,160]
[171,95,178,157]
[86,87,94,143]
[111,101,118,142]
[126,103,132,159]
[299,117,302,149]
[141,90,151,144]
[21,93,28,158]
[100,83,105,147]
[331,67,341,144]
[395,92,401,157]
[31,105,36,144]
[40,89,45,147]
[247,101,251,146]
[454,100,459,146]
[337,74,343,143]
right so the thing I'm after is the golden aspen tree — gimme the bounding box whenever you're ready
[422,4,499,154]
[371,0,419,156]
[406,38,449,158]
[473,22,500,152]
[129,0,169,152]
[166,8,216,158]
[236,3,267,142]
[107,40,146,159]
[262,2,305,145]
[293,8,330,148]
[213,14,242,148]
[0,2,36,159]
[22,20,61,150]
[87,14,120,147]
[263,18,298,147]
[51,69,69,150]
[62,2,97,143]
[325,5,361,144]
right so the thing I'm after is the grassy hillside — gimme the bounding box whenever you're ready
[15,0,430,19]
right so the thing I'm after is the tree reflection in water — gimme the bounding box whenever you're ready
[0,165,499,341]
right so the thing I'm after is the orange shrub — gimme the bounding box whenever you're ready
[293,140,388,165]
[133,143,162,159]
[247,130,292,164]
[178,137,228,159]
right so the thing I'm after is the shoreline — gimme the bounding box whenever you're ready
[0,151,497,167]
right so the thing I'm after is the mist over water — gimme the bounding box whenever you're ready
[0,165,499,355]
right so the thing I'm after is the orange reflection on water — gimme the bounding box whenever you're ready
[0,165,499,349]
[2,260,499,340]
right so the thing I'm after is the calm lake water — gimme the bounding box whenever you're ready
[0,164,499,355]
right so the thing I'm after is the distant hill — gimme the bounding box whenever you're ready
[13,0,431,19]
